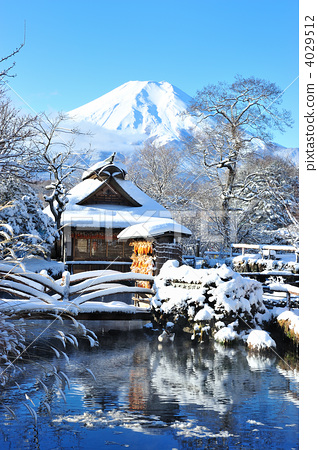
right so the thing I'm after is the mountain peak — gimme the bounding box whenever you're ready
[68,80,196,144]
[67,80,298,166]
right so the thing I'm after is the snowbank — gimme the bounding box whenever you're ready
[10,256,65,277]
[0,298,150,322]
[246,330,276,351]
[214,322,239,344]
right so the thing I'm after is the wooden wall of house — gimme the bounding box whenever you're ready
[69,262,131,274]
[68,228,184,275]
[70,228,132,262]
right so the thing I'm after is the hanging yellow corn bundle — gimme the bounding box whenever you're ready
[130,254,154,272]
[129,241,154,289]
[130,241,153,256]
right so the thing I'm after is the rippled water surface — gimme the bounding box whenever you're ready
[0,321,299,449]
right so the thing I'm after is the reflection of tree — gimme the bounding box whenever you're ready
[76,333,278,432]
[24,327,271,430]
[148,340,266,429]
[0,329,298,449]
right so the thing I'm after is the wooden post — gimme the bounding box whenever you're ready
[287,291,291,311]
[195,239,200,257]
[61,270,70,301]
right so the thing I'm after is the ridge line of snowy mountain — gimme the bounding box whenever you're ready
[68,80,197,143]
[67,80,299,165]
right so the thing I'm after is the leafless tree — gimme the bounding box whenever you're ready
[0,44,37,180]
[125,141,194,209]
[32,113,91,241]
[0,39,25,81]
[186,75,294,249]
[233,155,299,245]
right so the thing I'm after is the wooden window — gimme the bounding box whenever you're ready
[72,229,131,261]
[74,238,90,260]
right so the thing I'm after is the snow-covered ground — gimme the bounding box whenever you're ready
[0,298,149,316]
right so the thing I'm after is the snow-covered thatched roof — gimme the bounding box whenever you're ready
[60,177,169,229]
[45,157,191,237]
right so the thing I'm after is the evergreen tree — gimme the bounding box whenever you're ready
[0,176,58,258]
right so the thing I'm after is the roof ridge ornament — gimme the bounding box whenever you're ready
[104,152,116,165]
[82,153,127,181]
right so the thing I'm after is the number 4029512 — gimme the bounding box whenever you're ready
[305,15,315,68]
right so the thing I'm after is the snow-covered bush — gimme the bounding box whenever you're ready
[0,176,58,257]
[0,312,25,386]
[213,322,239,345]
[151,261,269,342]
[277,310,299,344]
[232,253,299,274]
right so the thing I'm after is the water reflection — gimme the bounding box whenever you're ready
[0,323,298,449]
[150,341,263,416]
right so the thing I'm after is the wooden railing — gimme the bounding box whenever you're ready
[231,243,299,262]
[263,283,299,310]
[0,263,154,307]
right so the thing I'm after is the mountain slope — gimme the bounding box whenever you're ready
[68,80,198,145]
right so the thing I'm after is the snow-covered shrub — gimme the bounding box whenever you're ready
[277,310,299,344]
[214,322,239,345]
[0,176,58,257]
[0,312,25,386]
[151,261,268,342]
[231,253,298,274]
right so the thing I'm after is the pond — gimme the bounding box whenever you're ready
[0,320,299,450]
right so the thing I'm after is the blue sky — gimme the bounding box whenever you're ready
[1,0,299,148]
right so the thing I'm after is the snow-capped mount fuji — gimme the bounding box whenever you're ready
[68,80,198,146]
[68,80,298,165]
